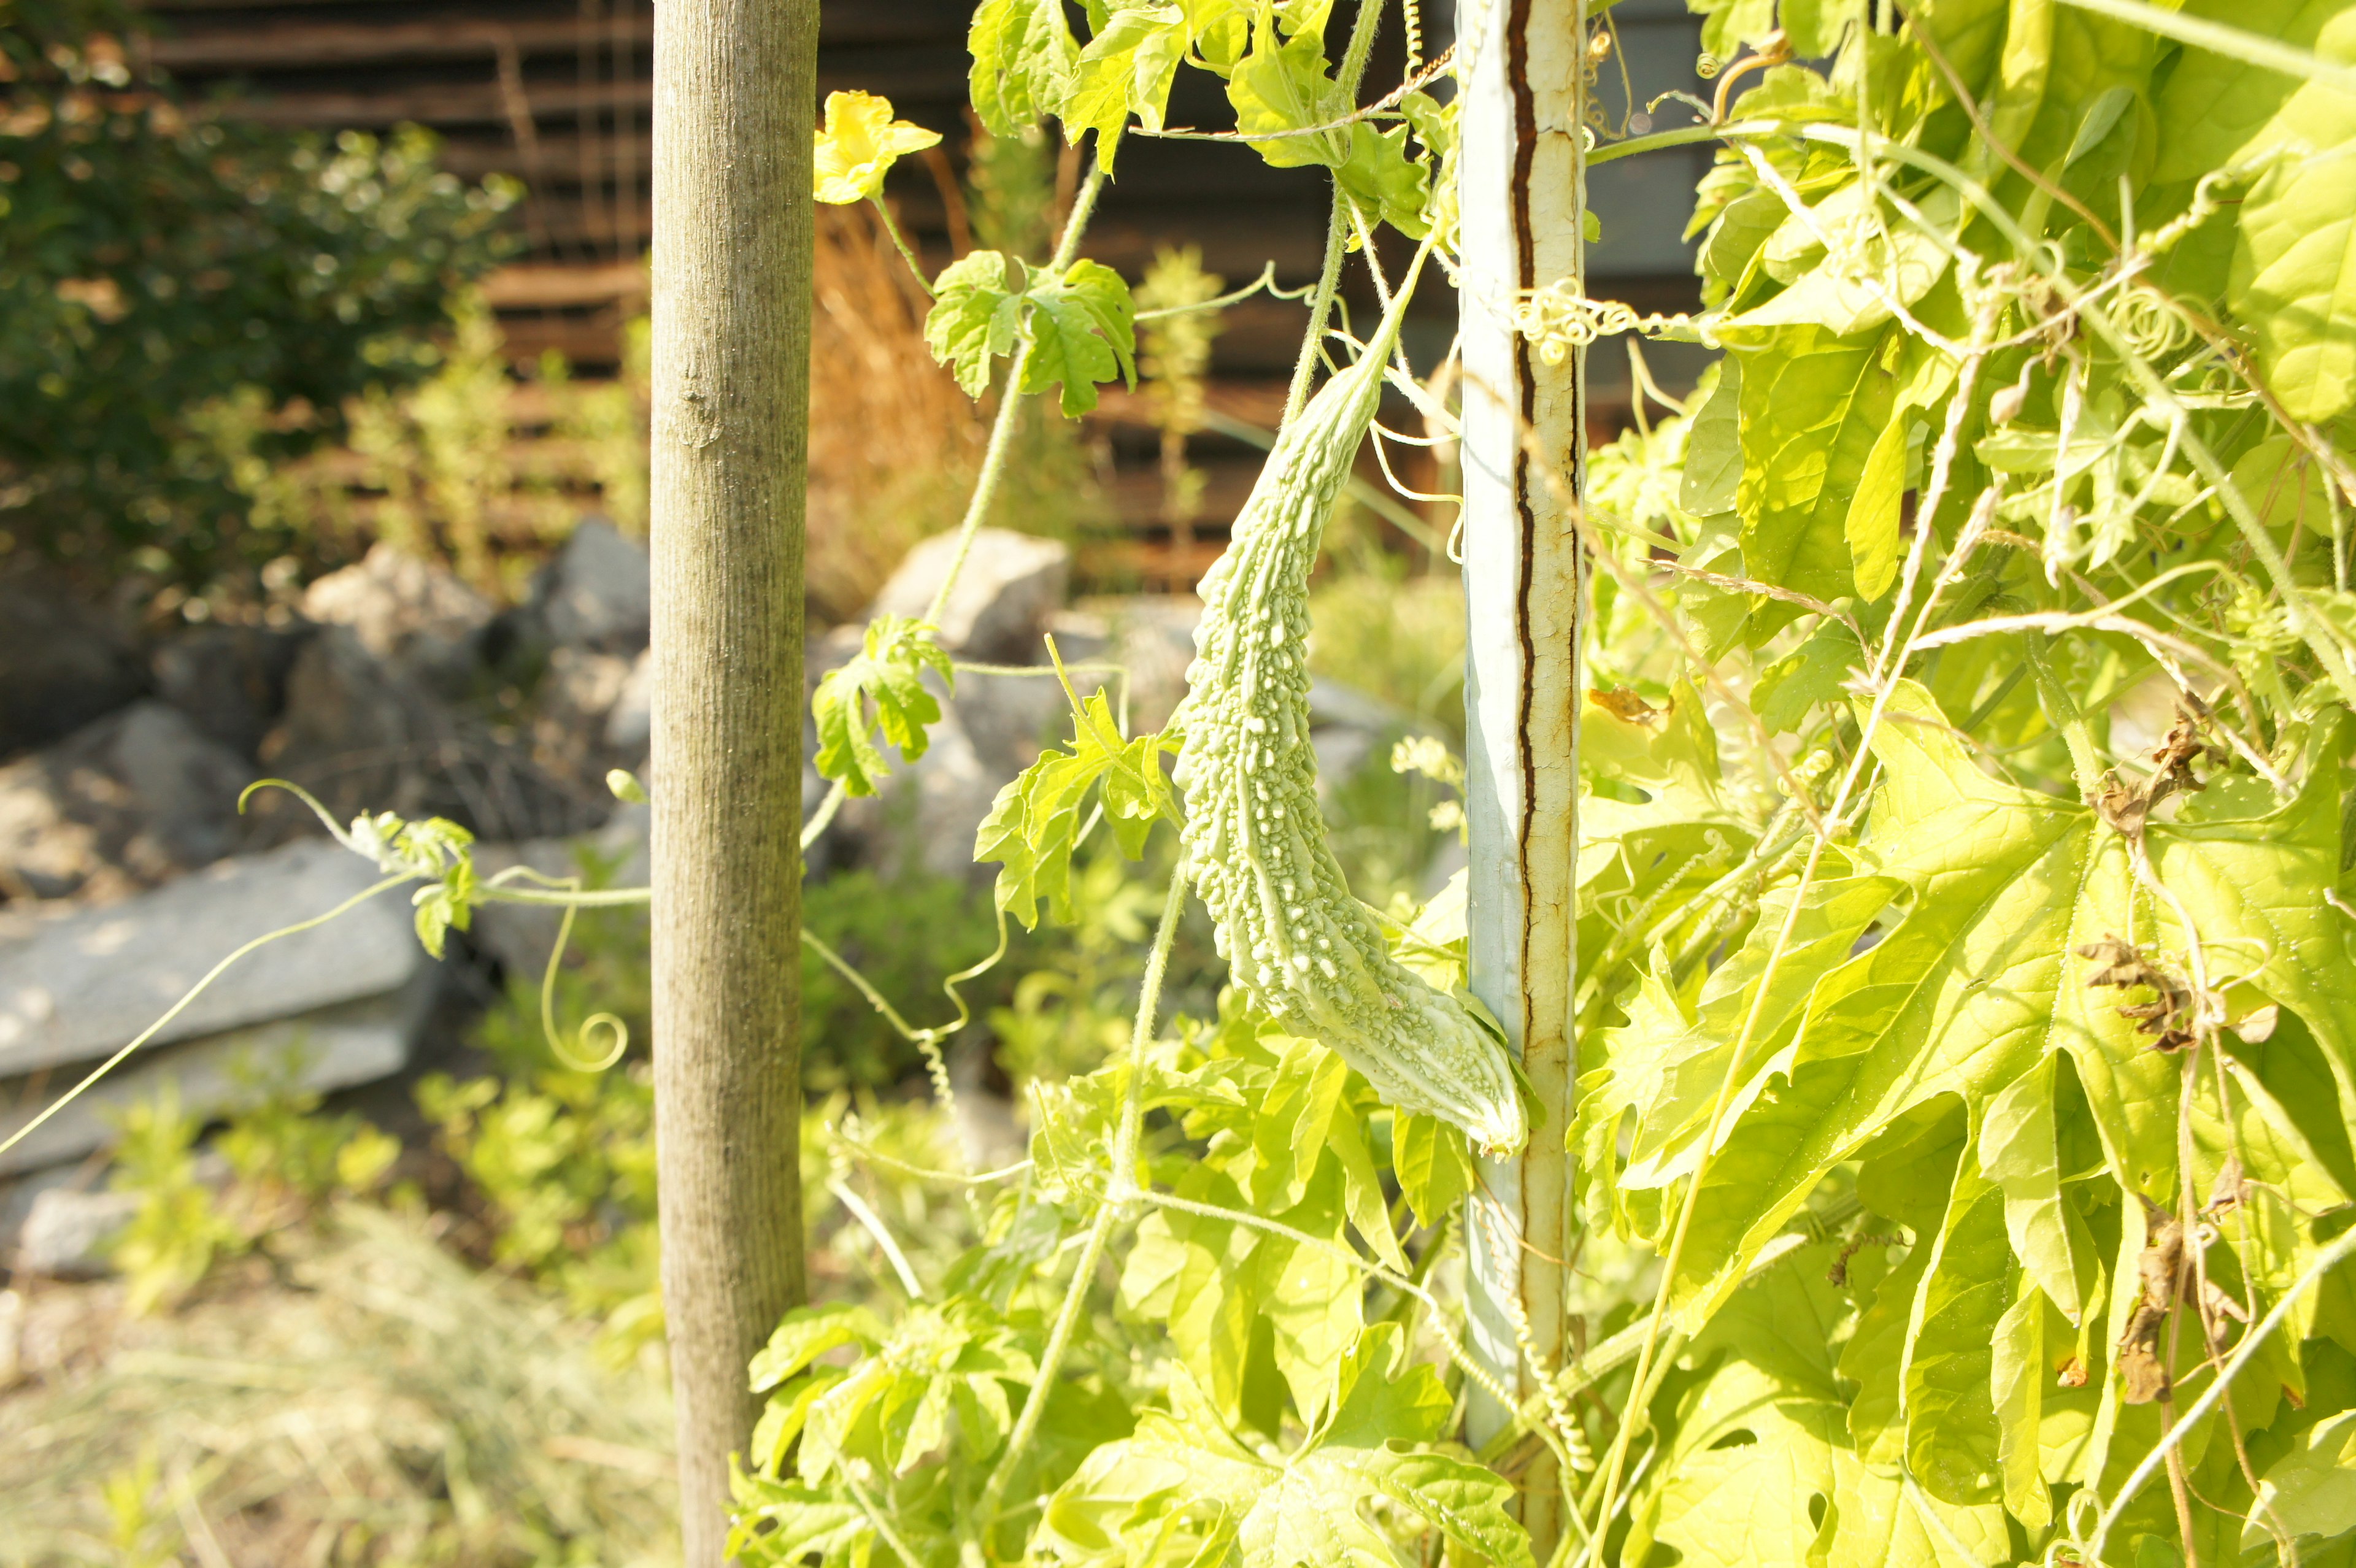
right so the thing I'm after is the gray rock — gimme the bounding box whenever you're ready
[834,707,1004,882]
[909,710,1002,881]
[0,837,428,1081]
[0,701,255,901]
[467,802,652,980]
[0,575,146,761]
[255,627,601,847]
[949,1043,1026,1174]
[603,649,653,754]
[0,1163,94,1261]
[869,528,1069,663]
[301,544,493,687]
[1311,726,1379,796]
[950,667,1069,779]
[526,647,639,784]
[253,626,434,831]
[1052,595,1203,736]
[534,518,650,651]
[0,1283,21,1386]
[12,1186,139,1278]
[1308,676,1410,733]
[0,967,437,1177]
[152,625,304,759]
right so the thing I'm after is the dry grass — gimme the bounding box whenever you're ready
[0,1205,677,1568]
[803,205,987,619]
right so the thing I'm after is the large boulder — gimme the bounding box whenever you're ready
[868,528,1069,663]
[253,626,434,831]
[301,543,494,689]
[949,667,1069,779]
[1047,595,1203,736]
[0,837,431,1085]
[0,576,145,760]
[0,701,255,901]
[151,623,306,759]
[252,628,598,845]
[832,707,1003,883]
[603,649,653,755]
[0,972,437,1177]
[529,518,650,652]
[11,1186,139,1280]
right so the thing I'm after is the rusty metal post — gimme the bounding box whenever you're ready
[1457,0,1587,1552]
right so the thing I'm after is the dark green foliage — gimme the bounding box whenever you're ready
[0,0,517,582]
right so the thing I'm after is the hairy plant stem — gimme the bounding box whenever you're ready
[1285,196,1353,425]
[867,194,934,295]
[969,864,1189,1561]
[922,161,1109,631]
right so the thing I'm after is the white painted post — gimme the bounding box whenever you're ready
[1457,0,1587,1551]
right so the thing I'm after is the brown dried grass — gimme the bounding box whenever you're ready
[803,205,985,620]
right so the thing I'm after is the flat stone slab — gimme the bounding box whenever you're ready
[0,968,436,1176]
[0,838,428,1080]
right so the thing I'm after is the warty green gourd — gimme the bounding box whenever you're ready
[1172,278,1527,1158]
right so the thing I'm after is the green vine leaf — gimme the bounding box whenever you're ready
[1227,8,1342,166]
[749,1301,885,1393]
[1898,1151,2013,1505]
[1734,321,1916,610]
[812,615,955,797]
[1065,3,1190,164]
[790,1302,1038,1484]
[974,687,1180,929]
[1023,259,1141,416]
[1679,359,1744,515]
[727,1476,871,1567]
[926,253,1139,416]
[1037,1335,1532,1568]
[926,250,1029,399]
[2227,7,2356,421]
[349,812,482,958]
[969,0,1084,136]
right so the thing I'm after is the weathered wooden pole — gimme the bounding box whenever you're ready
[1457,0,1587,1553]
[647,0,818,1560]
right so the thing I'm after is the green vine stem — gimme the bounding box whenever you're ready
[866,194,934,296]
[970,862,1188,1556]
[922,160,1109,631]
[2084,1224,2356,1565]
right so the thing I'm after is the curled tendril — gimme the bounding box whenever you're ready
[514,867,631,1073]
[1511,280,1709,363]
[2114,285,2194,359]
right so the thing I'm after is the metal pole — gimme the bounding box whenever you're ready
[1457,0,1586,1551]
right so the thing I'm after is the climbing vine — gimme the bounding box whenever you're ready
[11,0,2354,1565]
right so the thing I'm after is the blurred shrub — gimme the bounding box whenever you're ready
[0,0,517,584]
[103,1052,401,1315]
[1306,560,1466,740]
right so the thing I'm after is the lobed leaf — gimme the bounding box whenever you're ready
[811,615,955,796]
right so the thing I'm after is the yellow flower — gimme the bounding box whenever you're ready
[812,90,942,205]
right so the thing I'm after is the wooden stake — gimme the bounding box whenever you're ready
[648,0,817,1560]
